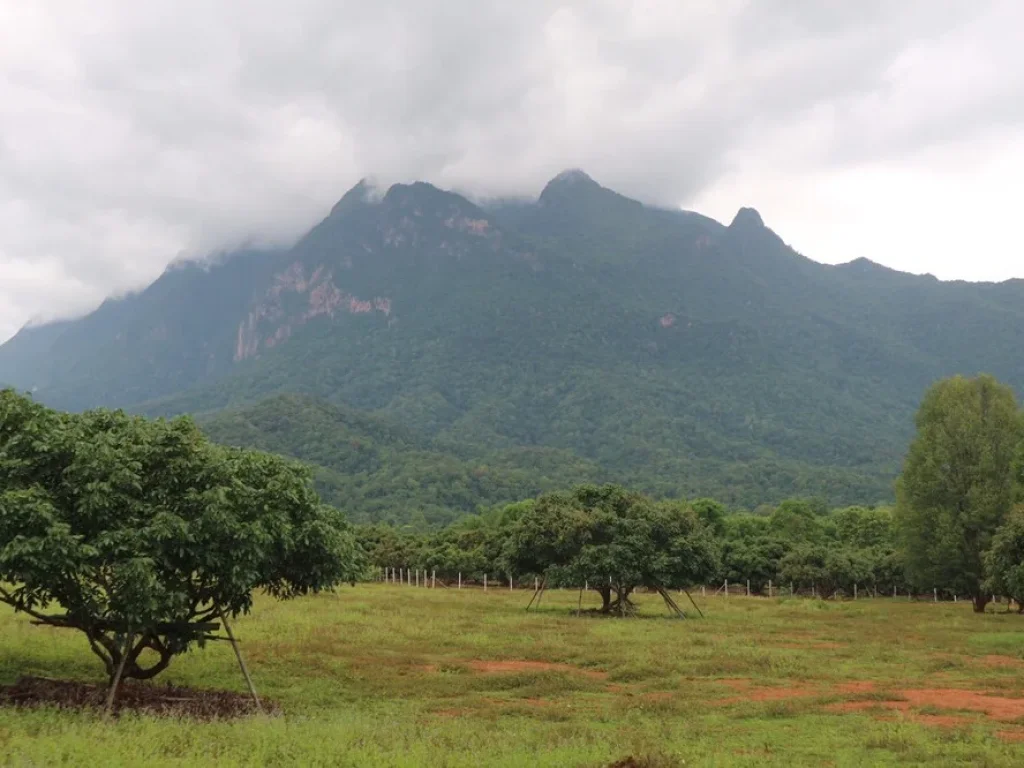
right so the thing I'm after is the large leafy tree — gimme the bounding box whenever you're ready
[504,485,719,615]
[0,390,362,684]
[895,375,1023,612]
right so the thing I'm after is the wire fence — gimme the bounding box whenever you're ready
[375,568,1005,605]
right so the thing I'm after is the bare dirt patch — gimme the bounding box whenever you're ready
[0,676,271,719]
[899,688,1024,721]
[825,686,1024,729]
[714,678,815,705]
[834,681,877,694]
[467,660,607,679]
[978,655,1024,668]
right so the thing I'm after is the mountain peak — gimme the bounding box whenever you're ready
[552,168,597,185]
[729,207,764,229]
[539,169,602,202]
[330,178,376,216]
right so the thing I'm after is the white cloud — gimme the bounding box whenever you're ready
[1,0,1022,342]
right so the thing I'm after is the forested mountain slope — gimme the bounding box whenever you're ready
[200,393,607,527]
[3,170,1022,515]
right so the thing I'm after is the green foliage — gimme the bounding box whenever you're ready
[895,375,1024,610]
[984,507,1024,606]
[0,390,361,683]
[200,394,606,528]
[500,485,720,612]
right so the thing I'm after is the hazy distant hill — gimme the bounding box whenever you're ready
[4,170,1022,518]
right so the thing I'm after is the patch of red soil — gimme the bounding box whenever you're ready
[826,686,1024,728]
[714,678,814,705]
[521,697,550,707]
[467,660,607,679]
[433,708,468,717]
[997,729,1024,742]
[0,676,271,719]
[834,681,876,694]
[899,689,1024,721]
[978,655,1024,668]
[719,678,752,691]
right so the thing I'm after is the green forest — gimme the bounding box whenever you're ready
[347,374,1024,615]
[199,393,892,528]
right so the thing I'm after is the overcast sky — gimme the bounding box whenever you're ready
[2,1,1022,342]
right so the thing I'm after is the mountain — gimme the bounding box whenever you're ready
[0,248,282,407]
[3,171,1023,518]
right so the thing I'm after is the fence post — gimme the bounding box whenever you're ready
[768,580,772,598]
[701,585,706,598]
[432,569,436,589]
[509,574,513,592]
[724,579,728,598]
[458,572,462,590]
[484,574,488,592]
[535,577,539,592]
[399,568,403,585]
[934,588,938,602]
[585,580,588,591]
[854,583,857,600]
[893,584,897,599]
[415,569,419,588]
[746,579,750,597]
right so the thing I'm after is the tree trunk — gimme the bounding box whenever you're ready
[598,586,612,613]
[972,594,990,614]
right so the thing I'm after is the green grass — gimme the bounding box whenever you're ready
[4,587,1024,766]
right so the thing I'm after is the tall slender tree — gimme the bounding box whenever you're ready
[895,375,1023,612]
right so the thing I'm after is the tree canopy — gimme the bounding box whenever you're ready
[0,390,362,684]
[894,375,1024,612]
[502,485,720,615]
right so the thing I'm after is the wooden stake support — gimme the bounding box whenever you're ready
[104,630,133,717]
[655,586,687,619]
[526,577,548,611]
[219,608,262,714]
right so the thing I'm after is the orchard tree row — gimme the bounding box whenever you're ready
[358,375,1024,614]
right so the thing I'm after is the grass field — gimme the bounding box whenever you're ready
[4,585,1024,766]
